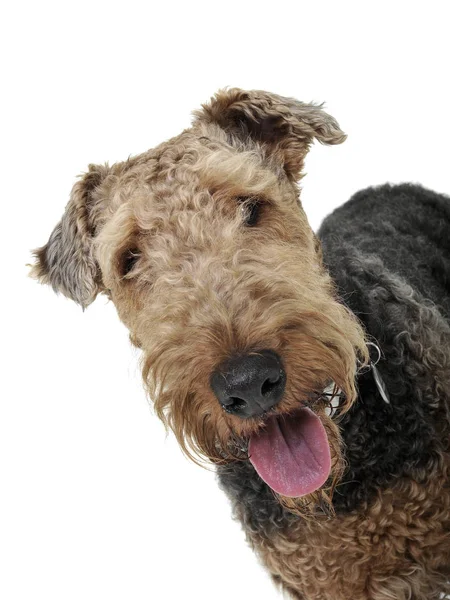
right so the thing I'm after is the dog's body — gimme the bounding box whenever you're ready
[31,90,450,599]
[219,184,450,599]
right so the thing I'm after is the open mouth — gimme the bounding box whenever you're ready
[248,386,343,498]
[248,407,332,497]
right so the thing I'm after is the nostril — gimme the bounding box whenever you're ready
[222,397,247,413]
[261,375,281,397]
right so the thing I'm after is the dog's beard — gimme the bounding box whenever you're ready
[143,348,360,519]
[141,293,369,517]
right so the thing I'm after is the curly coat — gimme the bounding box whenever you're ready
[30,89,450,599]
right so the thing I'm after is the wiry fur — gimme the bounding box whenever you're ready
[30,164,109,307]
[219,183,450,598]
[31,89,450,599]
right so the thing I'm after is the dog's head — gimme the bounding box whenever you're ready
[31,89,368,515]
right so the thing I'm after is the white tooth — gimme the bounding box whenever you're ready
[331,394,341,409]
[325,405,332,417]
[323,383,335,396]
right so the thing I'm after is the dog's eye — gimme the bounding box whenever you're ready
[120,248,140,278]
[237,196,262,227]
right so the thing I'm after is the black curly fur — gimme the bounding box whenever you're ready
[218,183,450,534]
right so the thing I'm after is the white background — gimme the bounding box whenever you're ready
[1,2,450,599]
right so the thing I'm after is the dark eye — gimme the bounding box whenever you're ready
[120,247,140,278]
[237,196,262,227]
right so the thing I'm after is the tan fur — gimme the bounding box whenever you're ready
[248,469,450,600]
[93,119,368,510]
[31,89,382,595]
[32,89,368,488]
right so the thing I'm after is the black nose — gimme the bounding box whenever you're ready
[210,350,286,418]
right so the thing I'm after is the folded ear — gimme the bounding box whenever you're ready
[30,163,109,308]
[193,88,346,179]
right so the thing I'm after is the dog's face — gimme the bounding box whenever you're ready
[32,89,368,515]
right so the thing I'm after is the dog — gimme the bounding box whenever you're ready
[31,88,450,599]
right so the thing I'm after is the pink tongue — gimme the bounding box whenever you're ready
[248,408,331,498]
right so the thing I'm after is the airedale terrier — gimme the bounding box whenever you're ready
[31,89,450,599]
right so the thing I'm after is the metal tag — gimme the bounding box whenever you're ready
[371,363,390,404]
